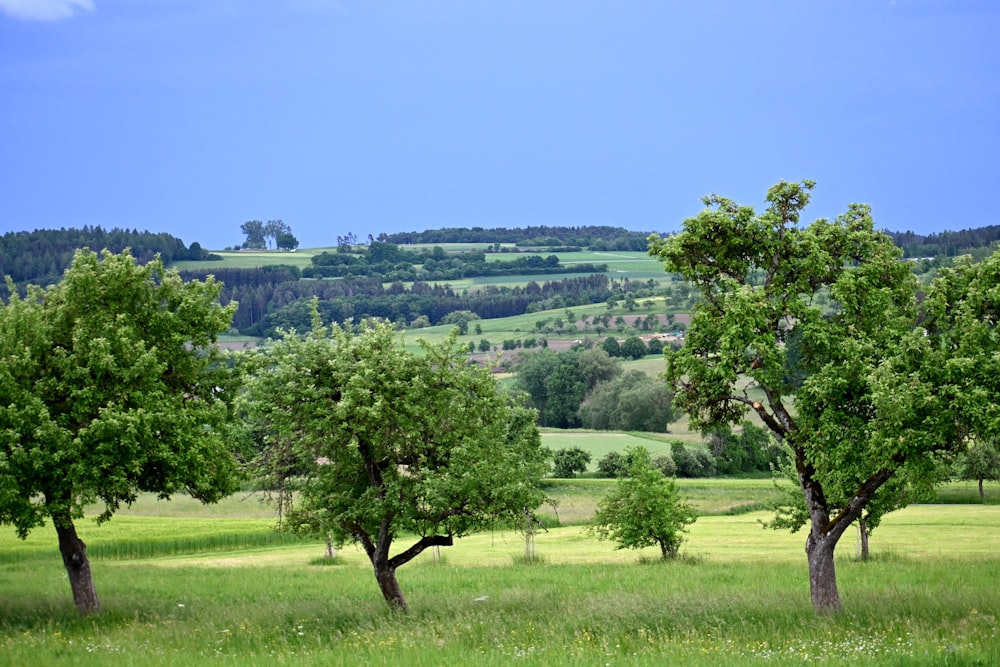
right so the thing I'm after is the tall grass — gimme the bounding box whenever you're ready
[2,503,998,665]
[1,550,997,665]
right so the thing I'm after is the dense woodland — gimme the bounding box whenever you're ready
[0,227,216,297]
[888,224,1000,258]
[380,224,653,250]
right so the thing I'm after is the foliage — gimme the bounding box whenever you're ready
[238,319,550,611]
[240,220,266,249]
[596,451,628,478]
[206,271,618,336]
[649,180,988,612]
[591,447,697,559]
[276,232,299,250]
[579,370,674,432]
[706,423,783,476]
[0,226,214,298]
[439,309,481,335]
[514,348,621,428]
[0,249,238,612]
[382,224,654,250]
[596,449,675,478]
[600,336,620,357]
[960,438,1000,500]
[619,336,649,360]
[888,224,1000,259]
[303,244,607,281]
[670,442,717,478]
[551,447,592,478]
[263,220,291,249]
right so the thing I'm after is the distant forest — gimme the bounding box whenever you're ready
[0,226,216,296]
[4,223,1000,336]
[381,225,653,250]
[886,225,1000,258]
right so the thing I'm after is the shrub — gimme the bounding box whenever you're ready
[552,447,591,478]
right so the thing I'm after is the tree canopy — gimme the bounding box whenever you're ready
[649,180,992,612]
[0,249,239,613]
[239,319,550,611]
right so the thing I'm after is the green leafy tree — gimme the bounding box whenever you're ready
[649,180,979,612]
[276,231,299,250]
[240,219,266,249]
[263,219,291,249]
[439,309,481,335]
[0,249,238,614]
[580,371,674,432]
[552,447,591,478]
[670,442,716,478]
[597,448,670,478]
[239,320,549,612]
[575,348,622,390]
[591,447,696,559]
[597,451,628,478]
[960,438,1000,501]
[600,336,621,357]
[514,349,603,428]
[620,336,648,360]
[708,423,781,475]
[923,253,1000,501]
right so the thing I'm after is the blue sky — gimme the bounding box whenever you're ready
[2,1,998,250]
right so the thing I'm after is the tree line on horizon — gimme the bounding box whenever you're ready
[0,227,217,298]
[4,222,1000,334]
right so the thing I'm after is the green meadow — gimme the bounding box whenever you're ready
[2,486,998,666]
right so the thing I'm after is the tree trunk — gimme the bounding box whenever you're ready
[53,510,100,614]
[979,478,985,501]
[805,532,840,613]
[374,563,408,612]
[857,517,870,561]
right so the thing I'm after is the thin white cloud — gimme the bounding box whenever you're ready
[0,0,95,21]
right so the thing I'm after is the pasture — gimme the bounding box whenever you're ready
[1,488,997,665]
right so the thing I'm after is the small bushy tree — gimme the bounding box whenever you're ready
[708,422,781,475]
[591,447,696,559]
[240,320,548,612]
[552,447,591,478]
[960,438,1000,501]
[620,336,648,360]
[579,371,673,433]
[601,336,621,357]
[671,442,717,478]
[597,451,628,478]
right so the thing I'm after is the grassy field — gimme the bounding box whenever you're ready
[1,488,998,666]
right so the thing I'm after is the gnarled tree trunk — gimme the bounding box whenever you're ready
[805,532,840,613]
[53,509,100,614]
[350,517,454,613]
[374,563,408,612]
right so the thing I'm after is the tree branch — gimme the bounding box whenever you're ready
[388,535,454,570]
